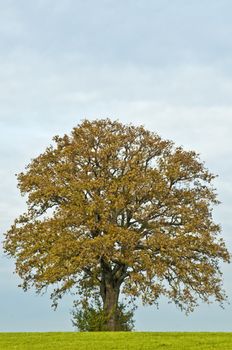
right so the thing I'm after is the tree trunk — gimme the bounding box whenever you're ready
[100,259,127,331]
[102,281,120,331]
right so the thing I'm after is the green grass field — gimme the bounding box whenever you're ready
[0,332,232,350]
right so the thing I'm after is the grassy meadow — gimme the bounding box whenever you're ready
[0,332,232,350]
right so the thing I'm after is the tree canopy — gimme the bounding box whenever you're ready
[4,119,230,331]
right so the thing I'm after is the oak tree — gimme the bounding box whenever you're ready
[4,119,230,331]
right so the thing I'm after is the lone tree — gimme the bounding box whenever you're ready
[4,119,230,331]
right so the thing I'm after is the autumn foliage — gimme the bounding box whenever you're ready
[4,119,230,331]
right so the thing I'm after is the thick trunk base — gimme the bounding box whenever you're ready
[102,283,120,331]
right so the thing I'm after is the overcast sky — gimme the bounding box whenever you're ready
[0,0,232,332]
